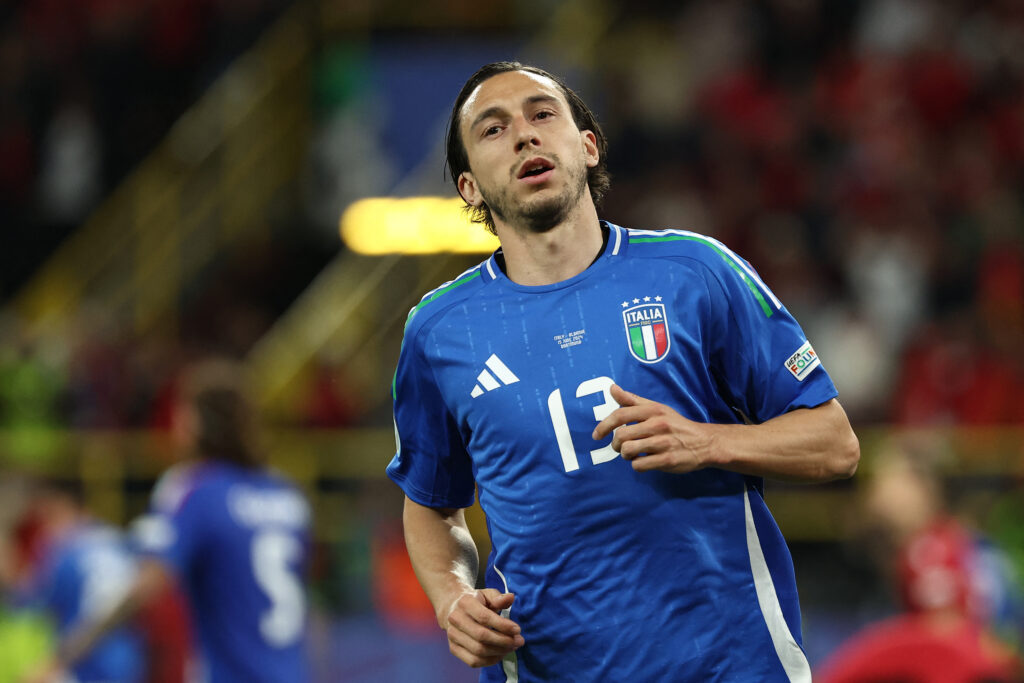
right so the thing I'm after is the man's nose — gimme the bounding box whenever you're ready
[512,117,540,152]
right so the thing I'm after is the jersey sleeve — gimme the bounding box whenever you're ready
[386,320,476,509]
[701,249,838,423]
[132,468,210,577]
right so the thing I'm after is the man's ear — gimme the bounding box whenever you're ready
[582,130,599,169]
[457,172,483,207]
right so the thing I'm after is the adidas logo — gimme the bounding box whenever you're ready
[470,354,520,398]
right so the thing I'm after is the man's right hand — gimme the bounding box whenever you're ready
[443,589,525,668]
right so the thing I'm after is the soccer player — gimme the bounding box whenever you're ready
[387,61,861,681]
[40,359,312,683]
[9,477,143,683]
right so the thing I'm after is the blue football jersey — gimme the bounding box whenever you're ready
[388,223,838,682]
[33,523,143,683]
[134,461,312,683]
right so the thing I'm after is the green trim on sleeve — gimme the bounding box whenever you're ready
[629,235,774,317]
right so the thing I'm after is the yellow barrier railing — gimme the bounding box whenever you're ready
[2,426,1021,543]
[246,252,480,421]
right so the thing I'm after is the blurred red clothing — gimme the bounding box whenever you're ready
[893,332,1024,425]
[136,583,193,683]
[820,516,1023,683]
[903,50,974,136]
[814,613,1021,683]
[898,518,976,618]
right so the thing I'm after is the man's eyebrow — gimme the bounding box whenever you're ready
[469,105,505,133]
[525,94,560,108]
[468,94,561,132]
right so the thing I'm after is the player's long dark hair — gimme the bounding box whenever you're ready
[182,358,265,469]
[445,61,611,234]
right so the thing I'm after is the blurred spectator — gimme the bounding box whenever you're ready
[865,444,1022,635]
[815,602,1022,683]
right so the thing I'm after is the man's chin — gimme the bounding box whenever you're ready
[518,197,572,233]
[521,210,567,233]
[486,177,584,233]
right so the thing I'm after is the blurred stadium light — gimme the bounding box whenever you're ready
[339,197,500,254]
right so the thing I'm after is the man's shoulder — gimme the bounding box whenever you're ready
[150,461,229,514]
[623,228,737,264]
[624,227,784,318]
[622,227,768,287]
[402,260,490,337]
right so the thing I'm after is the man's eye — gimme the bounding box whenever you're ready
[484,125,502,137]
[536,110,554,120]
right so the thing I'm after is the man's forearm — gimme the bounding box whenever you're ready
[58,588,144,667]
[707,399,860,483]
[402,497,480,627]
[58,558,171,669]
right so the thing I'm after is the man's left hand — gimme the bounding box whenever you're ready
[592,384,715,474]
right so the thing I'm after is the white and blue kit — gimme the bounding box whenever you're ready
[29,522,143,683]
[134,461,312,683]
[388,223,838,681]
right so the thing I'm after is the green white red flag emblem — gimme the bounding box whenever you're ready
[623,302,670,363]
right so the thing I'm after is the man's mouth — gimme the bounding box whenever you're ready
[518,158,555,180]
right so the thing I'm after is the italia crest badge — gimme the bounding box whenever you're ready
[622,297,670,363]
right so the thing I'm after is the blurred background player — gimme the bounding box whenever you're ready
[3,476,144,683]
[815,445,1024,682]
[34,358,313,683]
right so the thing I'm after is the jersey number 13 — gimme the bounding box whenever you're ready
[547,376,619,472]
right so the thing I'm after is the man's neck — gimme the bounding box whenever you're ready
[493,198,604,286]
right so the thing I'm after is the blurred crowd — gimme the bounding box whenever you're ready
[597,0,1024,426]
[3,0,1023,438]
[0,0,353,444]
[0,0,291,297]
[0,230,339,441]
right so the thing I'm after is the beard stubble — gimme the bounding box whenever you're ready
[482,152,589,234]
